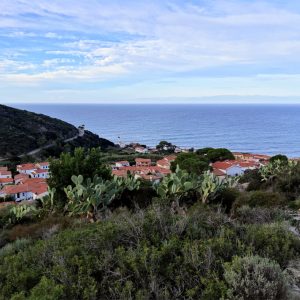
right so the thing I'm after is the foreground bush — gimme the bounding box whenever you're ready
[0,205,297,299]
[233,190,286,211]
[224,255,288,300]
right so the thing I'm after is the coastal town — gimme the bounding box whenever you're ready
[0,162,50,203]
[0,142,277,204]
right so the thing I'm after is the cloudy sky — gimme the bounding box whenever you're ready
[1,0,300,104]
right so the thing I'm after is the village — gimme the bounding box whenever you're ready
[0,162,50,203]
[0,144,276,204]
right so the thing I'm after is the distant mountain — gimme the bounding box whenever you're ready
[0,104,115,158]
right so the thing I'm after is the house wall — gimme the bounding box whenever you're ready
[18,169,37,175]
[14,191,33,202]
[226,166,244,176]
[0,174,12,179]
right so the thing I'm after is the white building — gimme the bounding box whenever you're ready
[115,161,130,168]
[135,147,149,154]
[17,164,37,175]
[0,185,33,202]
[0,170,12,179]
[31,169,50,179]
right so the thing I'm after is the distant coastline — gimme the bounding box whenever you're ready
[11,103,300,157]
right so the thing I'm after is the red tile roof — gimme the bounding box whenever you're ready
[14,174,30,181]
[213,168,226,176]
[156,159,170,167]
[212,161,237,170]
[1,185,31,195]
[36,162,49,166]
[17,163,36,170]
[164,154,177,162]
[135,158,151,163]
[0,178,14,184]
[32,169,49,174]
[0,170,12,176]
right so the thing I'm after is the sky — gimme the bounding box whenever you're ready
[1,0,300,104]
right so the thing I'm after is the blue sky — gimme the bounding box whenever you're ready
[1,0,300,104]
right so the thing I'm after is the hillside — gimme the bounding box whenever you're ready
[0,104,115,158]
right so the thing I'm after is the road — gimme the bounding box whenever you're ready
[0,129,84,161]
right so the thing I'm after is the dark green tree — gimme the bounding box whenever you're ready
[156,140,176,153]
[270,154,288,164]
[170,152,210,175]
[48,147,111,208]
[206,148,234,162]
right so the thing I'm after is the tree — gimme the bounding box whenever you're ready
[170,153,210,175]
[156,141,176,153]
[270,154,288,164]
[206,148,234,162]
[195,147,214,155]
[48,147,111,208]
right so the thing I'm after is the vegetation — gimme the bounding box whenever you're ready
[170,152,210,175]
[1,148,300,299]
[48,148,111,208]
[196,147,235,162]
[156,140,176,153]
[0,104,115,159]
[224,255,288,300]
[171,147,234,175]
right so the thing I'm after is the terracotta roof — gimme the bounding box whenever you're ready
[14,174,30,180]
[114,165,171,177]
[30,183,48,195]
[1,184,31,195]
[21,178,47,185]
[164,154,177,162]
[213,168,226,176]
[135,158,151,163]
[212,161,237,170]
[36,162,49,166]
[112,169,128,177]
[0,171,12,176]
[0,167,8,171]
[0,178,14,184]
[17,163,36,170]
[156,159,170,167]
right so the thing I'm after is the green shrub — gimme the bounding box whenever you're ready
[0,238,31,258]
[214,188,240,212]
[233,191,286,211]
[234,206,289,224]
[224,255,288,300]
[243,223,300,267]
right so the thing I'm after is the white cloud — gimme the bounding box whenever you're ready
[1,0,300,101]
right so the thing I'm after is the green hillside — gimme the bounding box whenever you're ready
[0,104,115,158]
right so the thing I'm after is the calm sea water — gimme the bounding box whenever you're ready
[11,104,300,157]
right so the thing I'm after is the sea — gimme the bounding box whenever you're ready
[10,104,300,157]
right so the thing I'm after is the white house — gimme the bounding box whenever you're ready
[35,162,50,170]
[212,161,244,176]
[31,169,50,179]
[0,178,14,188]
[17,164,37,175]
[0,170,12,179]
[115,161,130,168]
[135,147,149,154]
[0,185,33,202]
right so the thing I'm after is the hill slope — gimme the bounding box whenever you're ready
[0,104,115,158]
